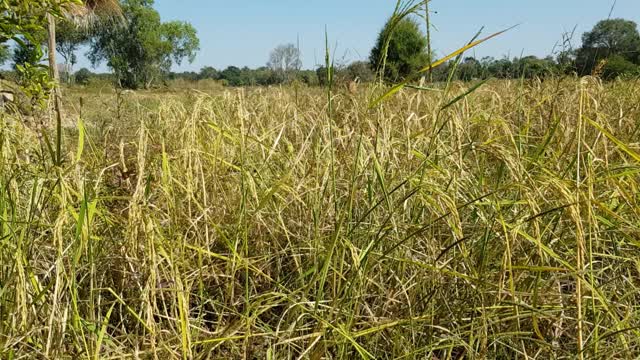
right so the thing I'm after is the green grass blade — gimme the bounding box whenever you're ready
[370,25,518,108]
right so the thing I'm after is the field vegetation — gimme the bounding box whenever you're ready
[1,76,640,359]
[2,0,640,359]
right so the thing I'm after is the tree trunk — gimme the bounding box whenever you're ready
[47,13,64,165]
[47,14,59,82]
[425,0,433,82]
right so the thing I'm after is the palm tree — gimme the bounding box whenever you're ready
[46,0,121,165]
[47,0,122,84]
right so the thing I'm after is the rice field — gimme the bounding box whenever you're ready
[1,77,640,359]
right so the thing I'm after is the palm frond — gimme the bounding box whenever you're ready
[65,0,123,27]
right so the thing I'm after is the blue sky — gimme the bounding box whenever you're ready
[80,0,640,72]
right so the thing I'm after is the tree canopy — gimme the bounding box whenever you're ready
[370,17,429,82]
[0,0,79,102]
[576,19,640,76]
[267,43,302,83]
[88,0,199,89]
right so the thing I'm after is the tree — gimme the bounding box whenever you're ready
[487,58,515,79]
[370,17,429,82]
[458,57,482,81]
[512,56,557,79]
[556,50,576,73]
[254,67,276,85]
[199,66,219,80]
[583,19,640,59]
[74,67,93,85]
[576,19,640,75]
[12,30,48,77]
[601,55,639,79]
[220,66,242,86]
[170,71,199,81]
[89,0,200,89]
[298,70,319,86]
[345,61,375,82]
[267,43,302,83]
[54,19,90,82]
[46,0,122,88]
[0,0,77,104]
[316,66,329,86]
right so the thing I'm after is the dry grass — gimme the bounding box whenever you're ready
[1,77,640,359]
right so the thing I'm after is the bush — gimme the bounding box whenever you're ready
[75,68,93,85]
[345,61,375,82]
[602,55,639,79]
[370,17,429,82]
[298,70,319,86]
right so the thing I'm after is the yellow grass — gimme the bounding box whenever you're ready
[1,77,640,359]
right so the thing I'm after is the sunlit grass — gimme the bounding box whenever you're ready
[1,77,640,359]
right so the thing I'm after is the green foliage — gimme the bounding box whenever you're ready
[316,65,331,86]
[167,54,560,89]
[0,0,79,104]
[556,50,575,73]
[11,37,53,105]
[370,17,429,82]
[74,67,93,85]
[315,61,375,86]
[170,65,319,87]
[161,20,199,65]
[297,69,319,86]
[0,1,72,44]
[486,57,516,78]
[198,66,219,80]
[583,19,640,59]
[0,44,10,66]
[217,66,278,86]
[458,57,482,81]
[12,41,41,71]
[219,66,242,86]
[407,55,559,82]
[89,0,199,89]
[576,19,640,75]
[345,61,374,82]
[602,55,639,79]
[16,62,54,106]
[254,66,279,85]
[513,56,558,78]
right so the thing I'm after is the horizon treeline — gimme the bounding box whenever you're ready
[71,50,638,88]
[4,14,640,87]
[166,15,640,86]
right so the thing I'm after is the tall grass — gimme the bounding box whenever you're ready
[1,77,640,359]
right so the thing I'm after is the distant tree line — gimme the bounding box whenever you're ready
[170,17,639,87]
[4,5,639,90]
[168,65,320,87]
[163,59,374,87]
[368,17,640,83]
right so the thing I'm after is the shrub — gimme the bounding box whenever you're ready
[602,55,639,79]
[74,68,93,85]
[370,17,429,82]
[345,61,375,82]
